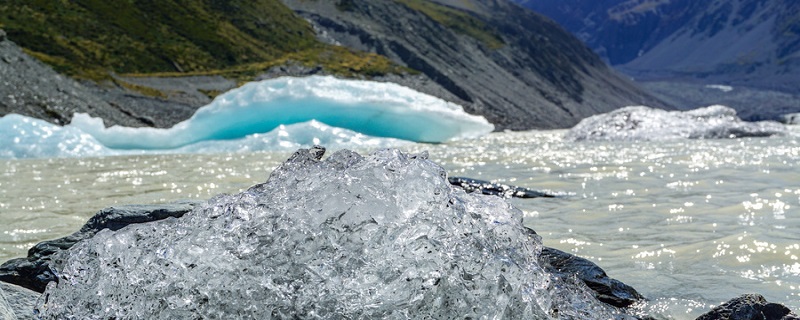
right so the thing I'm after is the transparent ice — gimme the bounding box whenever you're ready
[0,286,15,320]
[565,105,787,141]
[38,148,619,319]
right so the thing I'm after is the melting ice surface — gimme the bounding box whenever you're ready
[0,76,493,158]
[0,114,406,159]
[39,148,619,319]
[72,76,493,149]
[565,105,787,141]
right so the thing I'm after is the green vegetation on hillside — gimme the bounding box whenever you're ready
[0,0,406,80]
[393,0,504,49]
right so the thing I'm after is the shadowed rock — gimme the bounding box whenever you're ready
[696,294,798,320]
[538,247,644,308]
[448,176,556,199]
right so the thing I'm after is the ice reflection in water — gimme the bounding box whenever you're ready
[1,128,799,319]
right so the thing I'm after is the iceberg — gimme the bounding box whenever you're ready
[71,76,494,149]
[565,105,787,141]
[37,147,621,319]
[0,115,406,159]
[0,114,110,159]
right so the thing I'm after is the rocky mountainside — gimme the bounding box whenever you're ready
[1,0,666,130]
[514,0,800,93]
[280,0,667,130]
[0,31,156,127]
[0,32,224,128]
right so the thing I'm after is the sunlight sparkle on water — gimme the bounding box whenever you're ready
[1,130,799,318]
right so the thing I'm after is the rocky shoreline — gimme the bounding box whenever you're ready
[1,147,797,319]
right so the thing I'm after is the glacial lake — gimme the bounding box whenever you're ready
[1,128,799,319]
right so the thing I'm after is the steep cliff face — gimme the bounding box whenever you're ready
[281,0,666,130]
[515,0,800,93]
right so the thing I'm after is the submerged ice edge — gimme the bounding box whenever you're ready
[70,76,494,149]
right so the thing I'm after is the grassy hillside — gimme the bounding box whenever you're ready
[0,0,405,80]
[393,0,504,49]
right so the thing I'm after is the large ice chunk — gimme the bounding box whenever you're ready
[71,76,494,149]
[0,115,405,159]
[0,114,110,159]
[565,105,787,141]
[38,147,617,319]
[0,286,16,320]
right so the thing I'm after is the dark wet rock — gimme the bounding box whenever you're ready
[448,176,556,199]
[539,247,644,308]
[0,29,6,42]
[0,201,200,293]
[0,282,39,320]
[696,294,798,320]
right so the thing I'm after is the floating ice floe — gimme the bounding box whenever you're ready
[0,115,406,159]
[565,105,787,141]
[0,76,494,158]
[38,147,621,319]
[71,75,493,149]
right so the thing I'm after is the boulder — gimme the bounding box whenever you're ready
[696,294,798,320]
[448,176,556,199]
[539,247,644,308]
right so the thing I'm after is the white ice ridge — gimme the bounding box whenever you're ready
[70,76,494,149]
[0,114,406,159]
[38,148,618,319]
[565,105,787,141]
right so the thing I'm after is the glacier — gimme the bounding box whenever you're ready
[71,76,493,149]
[0,76,492,158]
[37,147,622,319]
[565,105,787,141]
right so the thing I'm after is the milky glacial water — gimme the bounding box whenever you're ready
[1,129,799,318]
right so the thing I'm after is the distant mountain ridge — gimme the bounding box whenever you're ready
[515,0,800,93]
[1,0,666,130]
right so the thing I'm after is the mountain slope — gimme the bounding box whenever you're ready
[0,0,402,79]
[281,0,667,130]
[514,0,800,93]
[1,0,666,130]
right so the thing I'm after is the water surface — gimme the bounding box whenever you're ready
[1,130,798,318]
